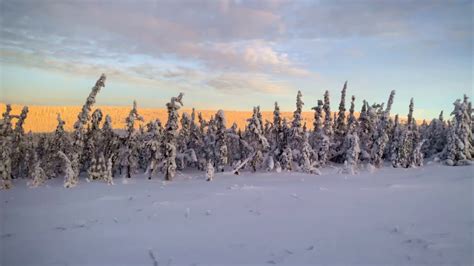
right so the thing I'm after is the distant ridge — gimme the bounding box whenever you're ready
[1,103,421,133]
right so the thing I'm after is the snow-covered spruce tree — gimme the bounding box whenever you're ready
[72,74,106,155]
[323,90,333,139]
[214,110,228,172]
[203,115,217,168]
[458,95,473,160]
[43,113,72,179]
[394,128,411,168]
[227,122,241,167]
[70,74,106,181]
[269,102,285,169]
[300,126,320,174]
[412,137,426,168]
[347,95,357,129]
[264,120,273,141]
[280,145,293,171]
[395,100,416,168]
[85,109,107,180]
[358,100,375,162]
[58,151,78,188]
[119,101,144,178]
[177,112,191,170]
[227,127,245,169]
[444,122,458,165]
[36,134,49,164]
[311,100,330,166]
[392,98,424,168]
[408,101,424,168]
[444,97,473,165]
[0,104,14,189]
[28,156,47,188]
[233,106,269,174]
[188,108,205,168]
[247,106,270,172]
[290,90,304,149]
[311,100,323,146]
[273,102,283,141]
[343,120,360,175]
[384,116,395,160]
[136,125,150,171]
[145,119,163,179]
[333,81,348,162]
[196,112,211,170]
[22,132,37,180]
[390,114,402,167]
[11,106,29,179]
[87,154,108,181]
[101,114,119,176]
[423,111,447,158]
[163,93,184,181]
[54,113,72,152]
[322,90,336,161]
[370,90,395,167]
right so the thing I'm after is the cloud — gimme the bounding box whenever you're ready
[282,0,472,40]
[0,0,471,107]
[207,72,292,95]
[0,0,309,77]
[0,48,198,92]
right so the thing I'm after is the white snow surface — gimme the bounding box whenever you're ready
[1,163,473,266]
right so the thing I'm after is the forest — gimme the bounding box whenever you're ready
[1,74,472,189]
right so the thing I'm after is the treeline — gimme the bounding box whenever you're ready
[0,75,472,189]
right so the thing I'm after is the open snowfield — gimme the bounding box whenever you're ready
[1,163,473,266]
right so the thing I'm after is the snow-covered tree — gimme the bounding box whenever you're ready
[390,115,402,167]
[343,121,360,175]
[101,114,119,175]
[280,145,293,171]
[300,126,320,174]
[186,109,203,166]
[444,96,473,165]
[269,102,285,166]
[58,151,79,188]
[231,107,269,174]
[311,100,330,166]
[11,106,29,179]
[370,90,395,167]
[291,90,304,142]
[119,101,144,178]
[70,74,106,182]
[347,95,357,129]
[72,74,106,155]
[85,108,105,179]
[358,100,375,162]
[392,98,424,168]
[28,154,47,188]
[87,154,108,181]
[243,106,270,172]
[0,104,14,189]
[214,110,228,172]
[177,112,192,170]
[145,119,163,179]
[333,81,348,162]
[163,93,184,181]
[423,111,446,158]
[323,90,333,139]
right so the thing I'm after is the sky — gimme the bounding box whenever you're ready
[0,0,472,119]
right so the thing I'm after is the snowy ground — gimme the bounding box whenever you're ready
[1,163,473,266]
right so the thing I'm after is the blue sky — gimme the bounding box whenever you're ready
[0,0,472,119]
